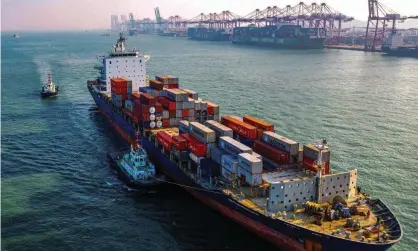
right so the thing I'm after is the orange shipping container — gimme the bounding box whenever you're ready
[243,116,274,132]
[221,116,257,140]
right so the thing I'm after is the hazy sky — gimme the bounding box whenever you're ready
[1,0,417,31]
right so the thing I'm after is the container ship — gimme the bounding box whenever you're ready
[87,33,402,251]
[232,24,326,49]
[188,27,232,41]
[381,33,418,58]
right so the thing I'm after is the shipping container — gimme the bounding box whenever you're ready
[200,101,208,111]
[210,146,227,164]
[131,92,141,101]
[253,140,289,165]
[188,109,195,117]
[125,100,134,112]
[182,89,198,99]
[207,102,220,115]
[111,78,128,88]
[219,136,252,156]
[243,116,274,132]
[189,122,216,144]
[204,120,234,142]
[182,109,189,117]
[140,93,157,106]
[176,110,183,118]
[194,100,201,110]
[157,131,173,151]
[214,114,220,121]
[156,75,179,85]
[179,120,190,133]
[303,144,331,162]
[298,147,303,163]
[162,110,169,119]
[238,167,262,186]
[238,153,263,174]
[169,118,180,127]
[221,116,257,140]
[262,131,299,156]
[221,167,236,182]
[165,89,189,102]
[150,80,164,90]
[221,154,239,173]
[252,151,262,160]
[181,133,207,157]
[172,135,187,151]
[162,119,170,128]
[157,96,176,111]
[155,103,163,113]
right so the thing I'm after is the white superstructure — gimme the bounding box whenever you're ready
[97,33,149,93]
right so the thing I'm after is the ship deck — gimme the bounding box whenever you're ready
[223,186,399,244]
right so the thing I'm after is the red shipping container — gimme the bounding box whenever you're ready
[243,116,274,132]
[155,103,163,113]
[182,109,189,117]
[150,80,164,91]
[181,133,206,157]
[169,110,176,118]
[134,103,150,115]
[167,84,179,89]
[136,113,150,122]
[254,140,289,165]
[207,104,214,115]
[221,116,257,140]
[172,135,187,151]
[140,93,156,106]
[111,78,127,88]
[157,131,173,151]
[162,119,170,128]
[111,87,128,95]
[131,93,141,101]
[157,97,176,111]
[303,156,329,174]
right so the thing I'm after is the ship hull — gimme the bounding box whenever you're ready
[381,46,418,58]
[232,37,325,49]
[89,85,397,251]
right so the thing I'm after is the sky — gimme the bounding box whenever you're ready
[1,0,417,31]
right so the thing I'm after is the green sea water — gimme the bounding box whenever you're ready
[1,31,417,251]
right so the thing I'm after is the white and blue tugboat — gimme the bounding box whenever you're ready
[41,74,59,98]
[107,132,163,188]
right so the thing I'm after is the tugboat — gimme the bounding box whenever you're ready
[107,132,163,188]
[41,74,59,98]
[13,33,20,38]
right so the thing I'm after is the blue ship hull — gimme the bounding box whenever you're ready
[88,85,398,251]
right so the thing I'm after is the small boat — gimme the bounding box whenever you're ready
[14,33,20,38]
[101,33,110,36]
[107,132,164,188]
[41,74,59,98]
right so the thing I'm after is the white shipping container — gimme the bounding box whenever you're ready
[194,100,201,110]
[221,155,238,173]
[262,131,299,156]
[219,136,252,156]
[303,144,330,162]
[238,153,263,174]
[204,120,234,140]
[189,122,216,144]
[238,167,262,186]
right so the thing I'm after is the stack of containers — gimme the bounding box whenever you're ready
[133,93,163,128]
[181,89,198,100]
[156,131,173,151]
[156,75,179,89]
[219,136,252,156]
[165,89,193,127]
[171,135,190,161]
[221,116,257,140]
[188,122,216,157]
[181,133,207,159]
[253,131,299,165]
[237,153,263,186]
[139,87,165,97]
[303,144,330,174]
[111,78,130,108]
[204,120,233,144]
[207,102,220,121]
[220,154,239,181]
[243,116,275,140]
